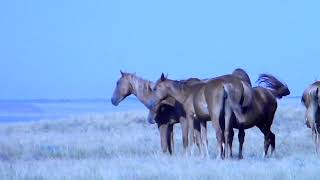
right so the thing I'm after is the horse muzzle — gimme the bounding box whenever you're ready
[111,98,119,106]
[147,111,156,124]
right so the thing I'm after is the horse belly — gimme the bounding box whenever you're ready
[194,93,210,119]
[233,118,261,129]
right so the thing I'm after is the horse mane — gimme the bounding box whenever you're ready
[126,73,154,93]
[179,78,202,85]
[257,74,290,98]
[170,77,202,92]
[232,68,252,86]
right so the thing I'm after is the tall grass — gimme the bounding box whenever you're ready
[0,105,319,180]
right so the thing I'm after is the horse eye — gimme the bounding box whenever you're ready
[153,87,157,91]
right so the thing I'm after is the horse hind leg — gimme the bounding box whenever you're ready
[238,129,245,159]
[257,123,271,157]
[224,103,233,159]
[205,84,228,159]
[269,131,275,156]
[229,128,234,158]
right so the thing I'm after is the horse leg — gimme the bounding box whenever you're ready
[238,129,245,159]
[187,115,195,156]
[206,85,226,159]
[169,124,175,154]
[224,103,233,159]
[213,119,224,160]
[200,120,209,158]
[269,131,275,156]
[167,124,174,155]
[257,123,271,157]
[159,123,169,154]
[180,117,189,156]
[194,120,202,155]
[208,104,224,159]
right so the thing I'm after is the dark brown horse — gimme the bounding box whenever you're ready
[111,71,201,154]
[229,74,290,158]
[148,72,289,159]
[302,81,320,153]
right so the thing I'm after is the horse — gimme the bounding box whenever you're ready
[111,71,201,154]
[228,74,290,158]
[147,72,289,159]
[302,81,320,153]
[147,73,253,159]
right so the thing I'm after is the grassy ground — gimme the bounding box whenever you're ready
[0,104,319,180]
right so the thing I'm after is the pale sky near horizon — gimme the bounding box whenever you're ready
[0,0,319,99]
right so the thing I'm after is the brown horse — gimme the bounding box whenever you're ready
[148,72,289,159]
[147,73,253,159]
[302,81,320,153]
[111,71,200,154]
[229,74,290,158]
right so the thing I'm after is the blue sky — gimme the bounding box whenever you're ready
[0,0,319,99]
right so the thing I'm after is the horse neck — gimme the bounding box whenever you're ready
[128,76,154,107]
[167,81,188,103]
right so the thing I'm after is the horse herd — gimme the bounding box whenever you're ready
[111,68,320,159]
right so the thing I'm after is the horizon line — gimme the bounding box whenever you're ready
[0,96,301,103]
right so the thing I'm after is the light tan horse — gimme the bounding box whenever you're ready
[302,81,320,153]
[111,71,202,154]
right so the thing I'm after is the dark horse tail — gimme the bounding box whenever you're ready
[257,74,290,99]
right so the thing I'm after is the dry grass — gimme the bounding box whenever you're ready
[0,103,319,180]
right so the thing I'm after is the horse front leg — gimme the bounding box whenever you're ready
[158,123,169,154]
[168,124,174,155]
[187,115,195,156]
[180,117,189,156]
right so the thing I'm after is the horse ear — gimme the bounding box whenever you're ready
[120,70,124,76]
[160,73,166,81]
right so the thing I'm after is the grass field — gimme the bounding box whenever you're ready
[0,102,319,180]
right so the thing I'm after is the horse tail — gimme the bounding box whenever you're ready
[222,83,248,124]
[232,68,252,87]
[257,74,290,99]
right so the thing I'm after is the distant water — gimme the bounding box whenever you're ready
[0,97,301,123]
[0,98,145,123]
